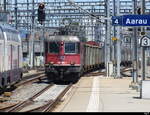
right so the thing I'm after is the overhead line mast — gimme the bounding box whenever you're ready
[67,0,107,24]
[68,0,114,77]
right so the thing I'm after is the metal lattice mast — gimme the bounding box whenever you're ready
[105,0,111,77]
[141,0,146,81]
[132,0,138,83]
[116,0,121,78]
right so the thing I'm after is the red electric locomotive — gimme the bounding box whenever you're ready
[44,35,104,82]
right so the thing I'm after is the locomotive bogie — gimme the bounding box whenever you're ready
[45,65,81,81]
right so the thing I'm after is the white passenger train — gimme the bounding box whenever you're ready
[0,24,23,89]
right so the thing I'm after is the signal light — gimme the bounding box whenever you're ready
[141,32,146,36]
[128,28,133,31]
[70,61,75,65]
[60,42,64,46]
[137,8,141,15]
[39,3,45,9]
[38,3,45,24]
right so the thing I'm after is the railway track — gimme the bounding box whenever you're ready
[84,67,131,77]
[15,73,46,87]
[0,84,72,112]
[0,84,53,112]
[22,71,44,82]
[0,71,45,95]
[26,84,72,112]
[120,67,132,77]
[0,72,47,110]
[86,71,105,77]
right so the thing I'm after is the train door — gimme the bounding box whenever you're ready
[18,44,23,79]
[5,29,12,85]
[0,42,3,87]
[0,28,4,87]
[19,44,23,69]
[18,46,20,69]
[7,44,12,83]
[12,45,19,81]
[17,34,22,70]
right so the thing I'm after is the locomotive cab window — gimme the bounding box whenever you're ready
[65,42,78,54]
[49,42,59,53]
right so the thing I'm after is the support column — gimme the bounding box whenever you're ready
[15,0,18,29]
[132,0,138,83]
[141,0,146,81]
[4,0,6,11]
[30,0,35,68]
[105,0,111,77]
[116,0,121,78]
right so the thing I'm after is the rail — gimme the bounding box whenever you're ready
[4,84,54,112]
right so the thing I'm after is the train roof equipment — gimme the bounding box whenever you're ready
[45,35,80,42]
[0,24,19,34]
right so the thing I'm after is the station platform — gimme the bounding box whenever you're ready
[54,76,150,112]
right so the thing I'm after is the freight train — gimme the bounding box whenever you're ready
[44,35,104,82]
[0,24,23,89]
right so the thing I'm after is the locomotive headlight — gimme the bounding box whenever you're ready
[60,41,64,46]
[70,61,75,65]
[48,62,54,65]
[45,64,49,67]
[50,62,54,65]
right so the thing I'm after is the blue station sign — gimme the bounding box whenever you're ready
[112,16,123,26]
[112,15,150,26]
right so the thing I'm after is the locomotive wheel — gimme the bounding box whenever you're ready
[47,73,54,81]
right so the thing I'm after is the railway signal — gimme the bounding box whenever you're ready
[140,31,146,36]
[137,7,141,15]
[38,3,45,25]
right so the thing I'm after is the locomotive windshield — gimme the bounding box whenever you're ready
[49,42,59,53]
[65,42,77,54]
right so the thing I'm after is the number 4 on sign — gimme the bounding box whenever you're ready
[114,19,119,24]
[141,36,150,47]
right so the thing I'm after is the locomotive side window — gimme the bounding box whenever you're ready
[49,42,59,53]
[65,43,76,54]
[77,43,80,53]
[45,42,48,53]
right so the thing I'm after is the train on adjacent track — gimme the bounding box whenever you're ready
[0,24,23,89]
[44,35,105,82]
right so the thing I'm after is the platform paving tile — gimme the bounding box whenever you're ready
[54,76,150,112]
[99,77,150,112]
